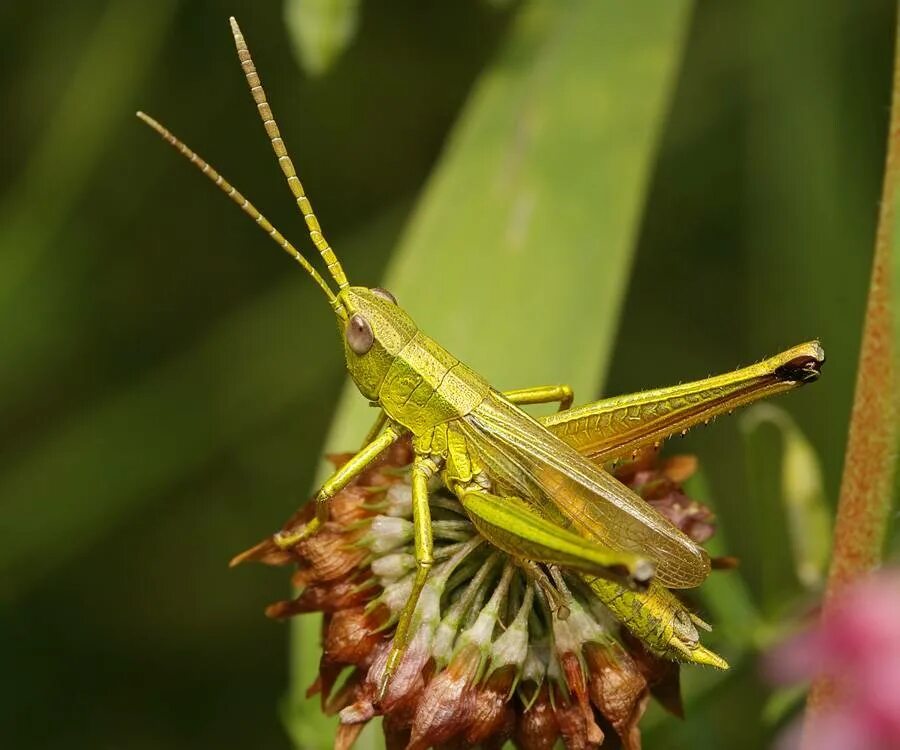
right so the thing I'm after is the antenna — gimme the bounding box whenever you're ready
[229,17,350,290]
[136,111,339,307]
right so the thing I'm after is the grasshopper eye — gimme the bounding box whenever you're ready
[347,314,374,355]
[371,287,397,304]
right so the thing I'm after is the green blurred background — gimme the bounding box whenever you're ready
[1,1,896,748]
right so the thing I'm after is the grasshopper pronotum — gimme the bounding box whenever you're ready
[138,17,824,696]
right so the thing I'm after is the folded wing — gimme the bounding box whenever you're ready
[461,390,710,588]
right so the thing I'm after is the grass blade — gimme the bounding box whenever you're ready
[740,404,831,592]
[0,211,404,595]
[284,0,361,76]
[0,0,178,303]
[287,0,693,745]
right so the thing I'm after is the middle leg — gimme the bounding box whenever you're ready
[503,384,575,411]
[378,454,437,699]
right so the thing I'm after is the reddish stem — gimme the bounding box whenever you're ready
[803,7,900,731]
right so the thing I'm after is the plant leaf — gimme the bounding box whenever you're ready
[0,0,178,304]
[287,0,693,745]
[740,404,831,591]
[0,0,178,409]
[683,470,763,647]
[284,0,361,77]
[0,210,405,595]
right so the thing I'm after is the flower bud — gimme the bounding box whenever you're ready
[407,643,481,750]
[371,551,416,580]
[384,483,413,517]
[364,516,414,554]
[515,686,560,750]
[584,642,648,749]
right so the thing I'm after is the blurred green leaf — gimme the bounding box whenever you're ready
[741,1,878,502]
[284,0,361,77]
[287,0,693,745]
[0,0,179,431]
[684,471,763,647]
[740,404,831,591]
[0,0,178,304]
[639,469,762,737]
[0,209,404,596]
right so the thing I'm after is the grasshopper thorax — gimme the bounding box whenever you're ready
[336,287,418,402]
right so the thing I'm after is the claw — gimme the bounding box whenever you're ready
[376,675,390,703]
[377,643,406,703]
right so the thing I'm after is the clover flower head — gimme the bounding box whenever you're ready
[235,440,718,749]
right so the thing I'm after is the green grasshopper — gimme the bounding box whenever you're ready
[138,17,824,694]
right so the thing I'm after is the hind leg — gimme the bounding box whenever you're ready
[456,487,653,583]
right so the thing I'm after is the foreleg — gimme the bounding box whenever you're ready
[274,423,403,548]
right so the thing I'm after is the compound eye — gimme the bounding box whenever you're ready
[371,287,397,304]
[346,314,374,355]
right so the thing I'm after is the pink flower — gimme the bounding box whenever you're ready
[765,570,900,750]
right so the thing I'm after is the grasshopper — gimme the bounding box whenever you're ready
[138,18,824,694]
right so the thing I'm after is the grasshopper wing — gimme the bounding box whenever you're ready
[461,390,710,588]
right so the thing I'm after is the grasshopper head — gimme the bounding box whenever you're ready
[335,287,418,401]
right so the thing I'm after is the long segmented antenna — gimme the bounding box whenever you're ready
[229,16,350,290]
[136,111,339,306]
